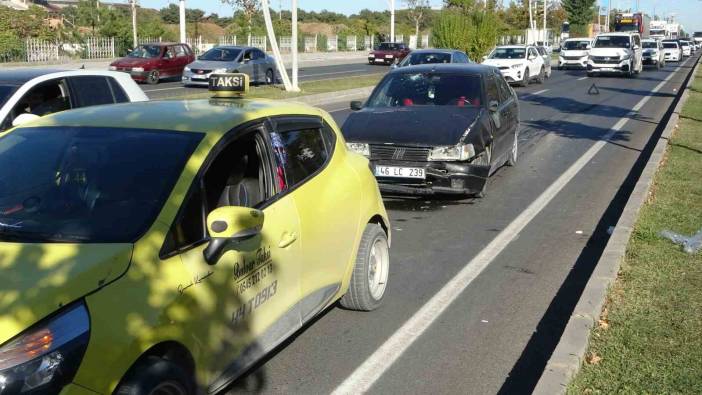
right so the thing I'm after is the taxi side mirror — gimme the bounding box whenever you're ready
[350,101,363,111]
[203,206,264,265]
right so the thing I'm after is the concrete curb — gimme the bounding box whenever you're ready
[533,56,701,395]
[286,86,375,107]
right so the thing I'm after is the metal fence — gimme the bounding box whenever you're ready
[218,36,237,46]
[2,37,116,63]
[138,36,163,45]
[327,35,338,51]
[279,36,292,52]
[364,36,374,51]
[346,36,358,51]
[83,37,115,59]
[249,36,267,51]
[304,35,317,52]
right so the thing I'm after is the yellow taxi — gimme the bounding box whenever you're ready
[0,74,390,394]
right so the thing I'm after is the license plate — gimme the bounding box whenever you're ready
[375,166,425,179]
[191,75,207,80]
[374,58,385,63]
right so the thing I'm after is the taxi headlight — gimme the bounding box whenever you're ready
[132,67,144,72]
[428,143,475,161]
[213,68,228,74]
[510,63,524,69]
[346,142,370,157]
[108,65,117,71]
[0,303,90,394]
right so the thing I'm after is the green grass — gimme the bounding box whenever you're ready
[567,70,702,394]
[170,73,384,101]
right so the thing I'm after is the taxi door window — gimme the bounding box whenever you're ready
[161,130,273,257]
[5,78,71,129]
[68,76,118,107]
[270,120,334,190]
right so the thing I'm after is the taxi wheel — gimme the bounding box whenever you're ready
[115,356,194,395]
[147,70,160,85]
[341,223,389,311]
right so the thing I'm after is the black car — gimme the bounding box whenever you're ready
[343,64,519,197]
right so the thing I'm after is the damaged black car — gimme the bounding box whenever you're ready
[342,64,520,197]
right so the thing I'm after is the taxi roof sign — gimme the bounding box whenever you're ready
[209,73,250,98]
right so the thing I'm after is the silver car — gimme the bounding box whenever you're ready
[393,49,472,68]
[182,46,277,86]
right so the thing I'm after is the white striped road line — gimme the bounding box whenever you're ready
[532,88,549,95]
[330,58,686,395]
[577,76,588,81]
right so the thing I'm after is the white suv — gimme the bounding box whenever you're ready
[482,45,546,87]
[662,40,682,62]
[558,38,592,69]
[641,39,665,69]
[587,32,643,77]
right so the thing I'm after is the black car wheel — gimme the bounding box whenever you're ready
[536,67,545,84]
[520,69,530,87]
[115,356,194,395]
[265,68,275,85]
[146,70,160,85]
[340,223,389,312]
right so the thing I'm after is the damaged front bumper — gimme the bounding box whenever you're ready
[372,160,490,196]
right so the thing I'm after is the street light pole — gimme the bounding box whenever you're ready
[390,0,395,42]
[292,0,299,91]
[179,0,186,44]
[543,0,547,44]
[130,0,137,48]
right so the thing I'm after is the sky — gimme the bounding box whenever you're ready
[139,0,702,33]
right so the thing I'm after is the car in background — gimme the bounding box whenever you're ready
[681,40,695,54]
[558,38,592,69]
[482,45,546,87]
[641,39,665,69]
[535,46,553,78]
[183,45,277,86]
[679,40,692,57]
[662,40,682,62]
[587,32,643,78]
[0,73,390,394]
[109,42,195,84]
[393,49,471,68]
[343,64,520,198]
[368,42,411,65]
[0,69,147,132]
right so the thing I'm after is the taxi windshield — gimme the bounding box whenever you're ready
[128,45,162,58]
[199,47,241,62]
[0,85,18,108]
[0,127,202,243]
[489,48,526,59]
[400,52,452,66]
[367,73,482,108]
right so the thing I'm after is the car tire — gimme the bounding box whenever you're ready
[506,131,518,166]
[340,223,389,312]
[265,68,275,85]
[114,356,194,395]
[146,70,160,85]
[520,69,530,87]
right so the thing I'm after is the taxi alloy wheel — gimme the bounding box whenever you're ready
[115,356,194,395]
[147,70,160,85]
[341,223,389,311]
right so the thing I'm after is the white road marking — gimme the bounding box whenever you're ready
[143,85,187,92]
[532,89,550,95]
[330,57,687,395]
[578,76,588,81]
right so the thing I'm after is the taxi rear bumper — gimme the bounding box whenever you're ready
[372,160,490,196]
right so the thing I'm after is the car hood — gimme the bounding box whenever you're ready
[111,57,155,67]
[0,243,132,345]
[482,58,525,67]
[589,48,631,58]
[187,59,238,70]
[343,106,481,147]
[561,49,589,57]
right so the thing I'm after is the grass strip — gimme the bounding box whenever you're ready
[170,73,384,101]
[567,68,702,394]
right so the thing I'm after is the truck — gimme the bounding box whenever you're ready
[650,20,667,40]
[667,23,681,40]
[614,12,651,38]
[694,32,702,45]
[561,21,570,41]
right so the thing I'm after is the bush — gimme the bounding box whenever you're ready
[0,31,25,61]
[432,9,500,60]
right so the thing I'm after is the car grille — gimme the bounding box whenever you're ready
[192,69,212,75]
[498,66,509,70]
[563,55,583,60]
[370,145,430,161]
[591,56,620,64]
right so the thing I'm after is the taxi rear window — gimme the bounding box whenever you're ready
[367,73,483,108]
[0,126,203,243]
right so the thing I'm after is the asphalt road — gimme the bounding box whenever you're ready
[142,62,384,100]
[223,55,700,394]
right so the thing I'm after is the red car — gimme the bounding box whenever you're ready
[368,42,411,65]
[109,43,195,84]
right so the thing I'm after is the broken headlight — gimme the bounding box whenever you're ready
[428,143,476,161]
[0,303,90,394]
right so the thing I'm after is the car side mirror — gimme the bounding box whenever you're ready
[488,100,499,113]
[350,101,363,111]
[12,113,40,128]
[203,206,264,265]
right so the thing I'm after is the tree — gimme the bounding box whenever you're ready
[404,0,430,37]
[159,4,179,24]
[222,0,260,43]
[561,0,596,36]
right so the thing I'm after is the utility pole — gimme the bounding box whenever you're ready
[179,0,186,43]
[543,0,547,44]
[606,0,611,32]
[261,0,292,91]
[292,0,299,91]
[387,0,395,42]
[130,0,137,48]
